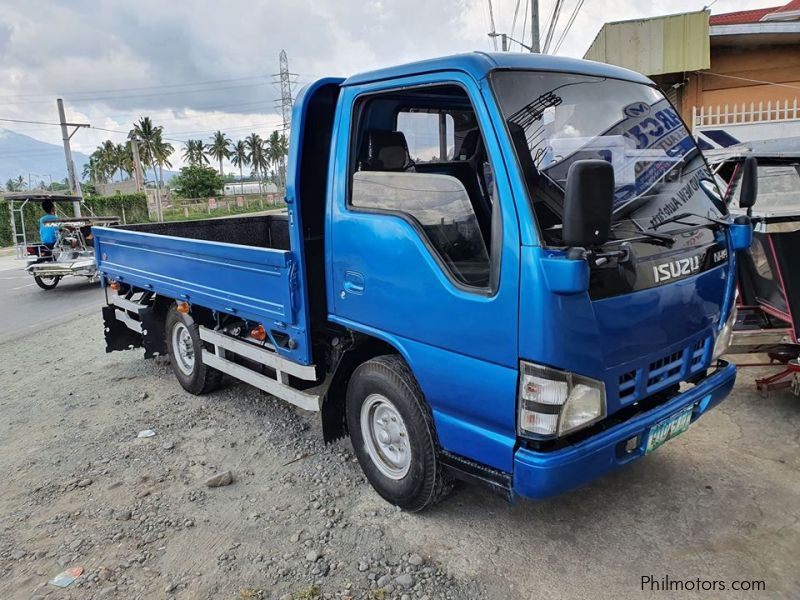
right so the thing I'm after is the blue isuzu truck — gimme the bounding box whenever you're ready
[94,53,754,511]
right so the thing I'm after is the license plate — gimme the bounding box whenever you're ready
[645,405,694,454]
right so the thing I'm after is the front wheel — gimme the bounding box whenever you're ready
[165,307,223,395]
[34,275,61,290]
[346,355,452,511]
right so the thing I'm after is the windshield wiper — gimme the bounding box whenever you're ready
[649,212,727,230]
[606,231,674,248]
[610,220,675,247]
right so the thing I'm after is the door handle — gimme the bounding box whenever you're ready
[343,270,365,295]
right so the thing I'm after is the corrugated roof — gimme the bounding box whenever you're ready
[709,0,800,25]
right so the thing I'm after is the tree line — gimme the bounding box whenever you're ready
[83,117,289,193]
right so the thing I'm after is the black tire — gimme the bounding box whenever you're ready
[164,306,223,395]
[346,355,452,511]
[34,275,61,290]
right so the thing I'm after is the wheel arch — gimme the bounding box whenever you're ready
[321,327,423,444]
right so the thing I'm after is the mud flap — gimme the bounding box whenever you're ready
[140,306,166,358]
[103,305,142,353]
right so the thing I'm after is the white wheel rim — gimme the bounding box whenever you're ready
[360,394,411,479]
[171,322,195,376]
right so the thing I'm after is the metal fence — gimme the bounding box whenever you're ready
[692,97,800,128]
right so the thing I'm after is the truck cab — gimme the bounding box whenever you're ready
[96,52,750,510]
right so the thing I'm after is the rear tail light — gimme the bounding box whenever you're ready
[176,302,190,314]
[250,324,267,341]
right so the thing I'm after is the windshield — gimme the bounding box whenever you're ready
[490,71,727,246]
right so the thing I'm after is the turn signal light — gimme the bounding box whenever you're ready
[176,301,190,314]
[250,324,267,341]
[109,281,120,291]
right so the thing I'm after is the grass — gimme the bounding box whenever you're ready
[291,585,322,599]
[160,202,286,222]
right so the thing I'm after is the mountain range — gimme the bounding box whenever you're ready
[0,128,90,187]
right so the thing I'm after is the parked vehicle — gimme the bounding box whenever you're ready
[3,193,118,290]
[707,138,800,393]
[94,53,752,510]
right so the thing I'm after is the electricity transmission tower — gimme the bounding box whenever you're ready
[274,50,296,133]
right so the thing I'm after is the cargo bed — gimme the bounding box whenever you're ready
[93,214,313,365]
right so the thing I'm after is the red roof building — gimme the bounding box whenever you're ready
[710,1,800,26]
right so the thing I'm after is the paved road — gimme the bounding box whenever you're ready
[0,253,104,344]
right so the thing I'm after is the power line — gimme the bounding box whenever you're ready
[542,0,565,54]
[552,0,585,54]
[487,0,498,50]
[0,74,271,100]
[521,0,530,50]
[510,0,523,40]
[0,81,273,107]
[700,71,800,91]
[0,117,61,126]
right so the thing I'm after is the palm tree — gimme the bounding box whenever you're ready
[5,176,25,192]
[182,139,209,166]
[245,133,268,192]
[266,131,289,191]
[230,140,249,194]
[83,155,107,184]
[100,140,119,181]
[209,130,231,176]
[152,131,174,187]
[130,117,162,186]
[182,139,197,166]
[118,142,134,180]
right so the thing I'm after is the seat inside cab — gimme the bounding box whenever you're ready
[353,86,496,251]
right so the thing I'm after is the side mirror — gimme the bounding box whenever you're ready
[562,160,615,248]
[739,156,758,212]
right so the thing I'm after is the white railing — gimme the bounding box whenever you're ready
[693,98,800,128]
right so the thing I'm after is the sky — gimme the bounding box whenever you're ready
[0,0,781,173]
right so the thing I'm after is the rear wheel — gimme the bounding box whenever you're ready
[346,355,452,511]
[165,307,223,395]
[34,275,61,290]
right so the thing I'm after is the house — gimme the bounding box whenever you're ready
[584,1,800,146]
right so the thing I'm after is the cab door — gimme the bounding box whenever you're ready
[327,72,522,471]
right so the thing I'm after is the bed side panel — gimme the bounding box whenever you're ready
[94,226,312,365]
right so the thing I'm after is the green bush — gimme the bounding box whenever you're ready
[84,192,150,224]
[0,192,150,247]
[0,200,40,247]
[171,166,224,198]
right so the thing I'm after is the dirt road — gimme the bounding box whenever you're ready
[1,312,799,599]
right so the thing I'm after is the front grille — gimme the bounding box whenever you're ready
[616,336,711,404]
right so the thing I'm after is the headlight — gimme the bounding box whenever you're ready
[518,362,606,438]
[712,305,738,361]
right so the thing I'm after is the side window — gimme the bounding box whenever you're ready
[350,84,497,289]
[397,111,455,162]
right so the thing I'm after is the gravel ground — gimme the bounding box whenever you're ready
[1,313,799,599]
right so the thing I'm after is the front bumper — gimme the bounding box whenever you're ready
[512,361,736,499]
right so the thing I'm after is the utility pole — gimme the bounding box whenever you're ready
[530,0,540,53]
[57,98,90,216]
[501,33,508,52]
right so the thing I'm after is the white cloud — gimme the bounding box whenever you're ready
[0,0,781,171]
